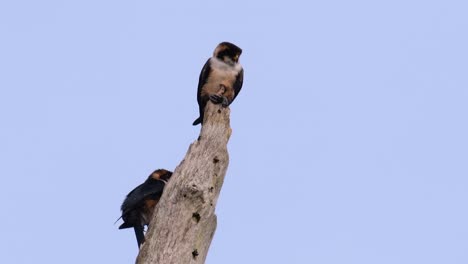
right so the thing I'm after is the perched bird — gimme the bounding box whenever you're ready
[118,169,173,248]
[192,42,244,126]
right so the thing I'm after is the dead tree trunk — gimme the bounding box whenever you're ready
[136,102,232,264]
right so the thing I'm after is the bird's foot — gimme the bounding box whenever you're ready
[221,97,229,107]
[209,95,230,107]
[209,94,222,104]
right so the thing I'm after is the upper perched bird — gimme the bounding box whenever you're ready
[192,42,244,126]
[118,169,173,248]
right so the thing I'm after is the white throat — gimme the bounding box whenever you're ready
[211,57,242,72]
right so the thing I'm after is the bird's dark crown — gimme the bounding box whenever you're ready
[150,169,173,181]
[214,42,242,63]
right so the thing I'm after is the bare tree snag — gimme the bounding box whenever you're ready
[136,102,232,264]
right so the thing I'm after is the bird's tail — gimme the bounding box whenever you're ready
[118,221,132,229]
[134,225,145,248]
[192,117,202,126]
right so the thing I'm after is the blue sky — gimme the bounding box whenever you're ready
[1,0,467,263]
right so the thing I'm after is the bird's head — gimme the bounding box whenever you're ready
[213,42,242,65]
[150,169,173,181]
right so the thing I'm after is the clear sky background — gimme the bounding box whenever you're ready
[1,0,467,263]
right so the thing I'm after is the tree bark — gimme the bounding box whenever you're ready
[136,102,232,264]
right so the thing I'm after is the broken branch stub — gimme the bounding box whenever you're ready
[136,102,232,264]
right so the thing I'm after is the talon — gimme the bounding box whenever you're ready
[221,97,229,107]
[209,94,222,104]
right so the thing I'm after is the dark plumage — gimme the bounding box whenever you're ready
[193,42,244,126]
[119,169,173,248]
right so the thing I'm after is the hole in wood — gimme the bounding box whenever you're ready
[209,186,214,192]
[192,212,201,223]
[213,157,219,163]
[192,249,199,259]
[217,109,221,113]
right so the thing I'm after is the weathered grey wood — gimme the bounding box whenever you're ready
[136,102,232,264]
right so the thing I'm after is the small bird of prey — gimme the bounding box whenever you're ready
[118,169,173,248]
[192,42,244,126]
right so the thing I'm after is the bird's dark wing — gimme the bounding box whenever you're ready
[120,179,165,215]
[232,68,244,102]
[197,58,212,104]
[193,58,212,125]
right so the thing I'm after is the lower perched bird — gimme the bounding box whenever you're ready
[192,42,244,126]
[118,169,173,248]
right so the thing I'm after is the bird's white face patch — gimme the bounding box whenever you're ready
[210,57,242,74]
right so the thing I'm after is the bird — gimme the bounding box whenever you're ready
[118,169,173,248]
[192,42,244,126]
